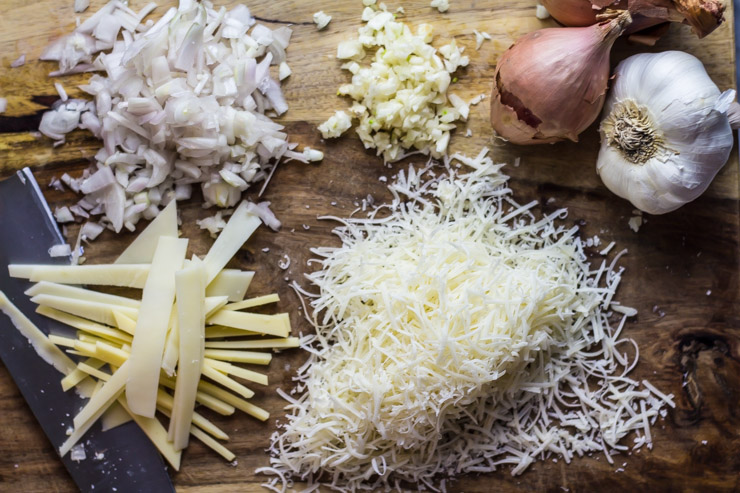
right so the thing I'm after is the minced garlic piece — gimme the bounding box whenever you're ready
[431,0,450,12]
[312,11,331,30]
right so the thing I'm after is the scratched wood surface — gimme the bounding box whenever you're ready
[0,1,739,491]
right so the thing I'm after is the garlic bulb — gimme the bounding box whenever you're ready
[597,51,738,215]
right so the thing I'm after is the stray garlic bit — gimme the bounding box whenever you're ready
[431,0,450,13]
[313,11,332,30]
[535,4,550,20]
[597,51,738,215]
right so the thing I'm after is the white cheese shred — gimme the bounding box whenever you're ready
[262,149,672,491]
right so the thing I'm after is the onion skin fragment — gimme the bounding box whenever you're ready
[674,0,725,38]
[490,12,631,145]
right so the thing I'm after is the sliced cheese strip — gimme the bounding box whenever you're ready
[117,397,182,471]
[204,296,228,318]
[8,264,34,278]
[207,359,268,386]
[206,269,255,302]
[38,306,133,342]
[157,390,227,441]
[159,376,235,416]
[60,363,127,456]
[48,334,77,348]
[189,425,235,461]
[201,363,254,399]
[73,360,129,429]
[78,361,115,381]
[169,260,206,449]
[160,295,226,375]
[158,407,235,461]
[31,294,139,328]
[112,310,137,335]
[11,264,151,288]
[26,282,141,308]
[203,349,272,365]
[204,336,301,349]
[126,236,187,418]
[78,333,116,346]
[0,291,78,376]
[95,341,129,367]
[61,357,104,392]
[198,380,269,421]
[205,326,257,339]
[161,307,179,377]
[116,200,178,264]
[101,401,133,431]
[207,311,290,337]
[202,201,261,283]
[224,293,279,311]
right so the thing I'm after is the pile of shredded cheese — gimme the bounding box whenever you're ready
[318,1,474,162]
[261,150,674,491]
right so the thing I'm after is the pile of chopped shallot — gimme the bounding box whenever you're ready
[40,0,321,233]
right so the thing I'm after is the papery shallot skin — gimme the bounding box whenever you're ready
[541,0,724,38]
[490,14,630,145]
[541,0,617,26]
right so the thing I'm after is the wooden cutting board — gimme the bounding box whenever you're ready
[1,1,739,491]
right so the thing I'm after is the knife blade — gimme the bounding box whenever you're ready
[0,168,175,493]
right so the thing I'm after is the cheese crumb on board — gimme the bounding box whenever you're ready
[261,150,673,491]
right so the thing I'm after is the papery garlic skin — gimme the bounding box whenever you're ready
[597,51,734,215]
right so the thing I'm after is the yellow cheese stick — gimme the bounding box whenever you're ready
[126,236,187,418]
[197,381,269,422]
[203,349,272,365]
[205,337,300,350]
[117,397,182,471]
[206,269,254,302]
[39,305,133,342]
[169,259,206,449]
[25,281,140,308]
[31,294,138,328]
[201,363,255,399]
[207,311,290,337]
[224,293,279,311]
[11,264,152,288]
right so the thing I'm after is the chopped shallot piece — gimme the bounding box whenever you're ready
[38,0,322,233]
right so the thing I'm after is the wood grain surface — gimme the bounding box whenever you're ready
[1,1,739,492]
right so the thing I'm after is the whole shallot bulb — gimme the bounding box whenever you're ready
[541,0,724,38]
[540,0,623,26]
[490,11,631,145]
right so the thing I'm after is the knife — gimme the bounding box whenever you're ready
[0,168,175,493]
